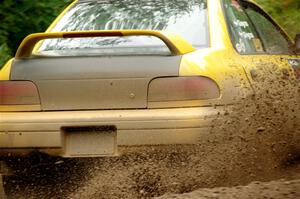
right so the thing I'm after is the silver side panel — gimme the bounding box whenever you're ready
[10,56,181,110]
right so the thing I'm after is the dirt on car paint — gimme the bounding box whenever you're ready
[4,64,300,199]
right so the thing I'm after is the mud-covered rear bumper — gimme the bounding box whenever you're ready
[0,107,221,157]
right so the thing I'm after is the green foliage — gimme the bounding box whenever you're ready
[255,0,300,39]
[0,0,72,67]
[0,43,11,66]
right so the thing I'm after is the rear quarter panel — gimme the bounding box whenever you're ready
[179,0,253,105]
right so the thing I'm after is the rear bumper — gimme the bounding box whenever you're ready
[0,107,221,157]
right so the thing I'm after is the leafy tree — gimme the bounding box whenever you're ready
[0,0,72,66]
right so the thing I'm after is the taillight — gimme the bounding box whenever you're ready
[148,76,220,102]
[0,81,40,105]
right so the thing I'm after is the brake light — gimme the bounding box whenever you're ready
[0,81,40,105]
[148,77,220,102]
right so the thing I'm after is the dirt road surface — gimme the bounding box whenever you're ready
[157,179,300,199]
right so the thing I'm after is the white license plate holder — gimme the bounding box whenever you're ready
[63,126,117,157]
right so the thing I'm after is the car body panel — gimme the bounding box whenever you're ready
[11,56,181,110]
[180,0,253,104]
[0,106,220,157]
[224,1,300,89]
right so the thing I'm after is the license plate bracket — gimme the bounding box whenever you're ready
[62,126,117,157]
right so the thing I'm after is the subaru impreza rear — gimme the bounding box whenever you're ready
[1,0,297,157]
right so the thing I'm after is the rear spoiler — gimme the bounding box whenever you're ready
[15,30,196,58]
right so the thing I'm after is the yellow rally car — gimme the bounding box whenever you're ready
[0,0,299,157]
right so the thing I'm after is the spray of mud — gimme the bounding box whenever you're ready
[63,64,299,199]
[5,63,299,199]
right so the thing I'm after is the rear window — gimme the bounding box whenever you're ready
[38,0,208,56]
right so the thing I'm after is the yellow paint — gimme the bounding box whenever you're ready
[0,58,13,80]
[16,30,196,58]
[0,105,41,112]
[179,0,253,104]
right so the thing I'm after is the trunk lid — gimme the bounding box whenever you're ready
[10,56,181,110]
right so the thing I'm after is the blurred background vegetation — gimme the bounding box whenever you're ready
[255,0,300,38]
[0,0,299,67]
[0,0,72,67]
